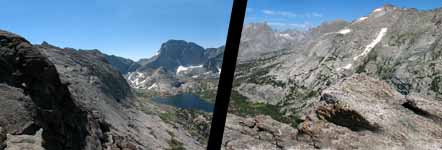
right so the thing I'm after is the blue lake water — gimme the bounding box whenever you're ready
[152,93,214,112]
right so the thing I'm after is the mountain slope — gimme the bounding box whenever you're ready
[225,5,442,149]
[0,30,206,149]
[103,54,140,74]
[235,5,442,110]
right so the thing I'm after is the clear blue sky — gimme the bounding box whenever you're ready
[0,0,233,60]
[1,0,441,60]
[246,0,442,30]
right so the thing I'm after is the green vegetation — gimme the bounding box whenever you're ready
[194,89,217,102]
[159,111,177,124]
[235,62,286,88]
[234,50,288,88]
[376,58,397,80]
[175,109,211,144]
[133,88,161,98]
[229,91,302,128]
[285,84,319,104]
[431,76,442,94]
[389,32,418,47]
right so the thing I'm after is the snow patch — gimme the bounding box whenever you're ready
[373,8,383,13]
[353,28,388,61]
[337,64,352,71]
[358,17,368,21]
[176,65,203,74]
[153,51,160,56]
[343,64,352,69]
[338,29,351,35]
[147,83,158,90]
[127,72,148,89]
[278,33,294,39]
[354,17,368,23]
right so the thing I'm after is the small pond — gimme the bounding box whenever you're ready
[152,93,214,112]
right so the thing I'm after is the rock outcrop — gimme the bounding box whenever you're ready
[224,74,442,150]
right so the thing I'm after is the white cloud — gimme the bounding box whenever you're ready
[262,9,323,18]
[262,9,298,17]
[268,22,314,30]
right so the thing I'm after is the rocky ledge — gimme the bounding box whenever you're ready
[223,74,442,150]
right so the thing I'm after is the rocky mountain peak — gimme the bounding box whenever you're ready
[242,22,274,40]
[243,22,273,33]
[159,40,205,58]
[309,19,349,37]
[144,39,206,72]
[160,39,204,54]
[41,41,50,46]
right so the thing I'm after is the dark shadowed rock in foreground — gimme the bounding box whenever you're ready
[0,30,91,150]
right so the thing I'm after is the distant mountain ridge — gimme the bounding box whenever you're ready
[103,54,140,74]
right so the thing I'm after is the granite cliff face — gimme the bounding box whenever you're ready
[224,5,442,149]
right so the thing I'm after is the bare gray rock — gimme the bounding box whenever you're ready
[0,84,34,135]
[38,42,205,150]
[5,129,44,150]
[299,74,442,149]
[223,115,299,150]
[225,74,442,150]
[236,83,286,105]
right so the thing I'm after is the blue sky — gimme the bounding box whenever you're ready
[0,0,441,60]
[0,0,233,60]
[246,0,442,30]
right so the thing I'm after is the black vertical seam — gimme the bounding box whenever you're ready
[207,0,248,149]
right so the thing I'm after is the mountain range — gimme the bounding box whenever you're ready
[224,4,442,149]
[1,4,442,150]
